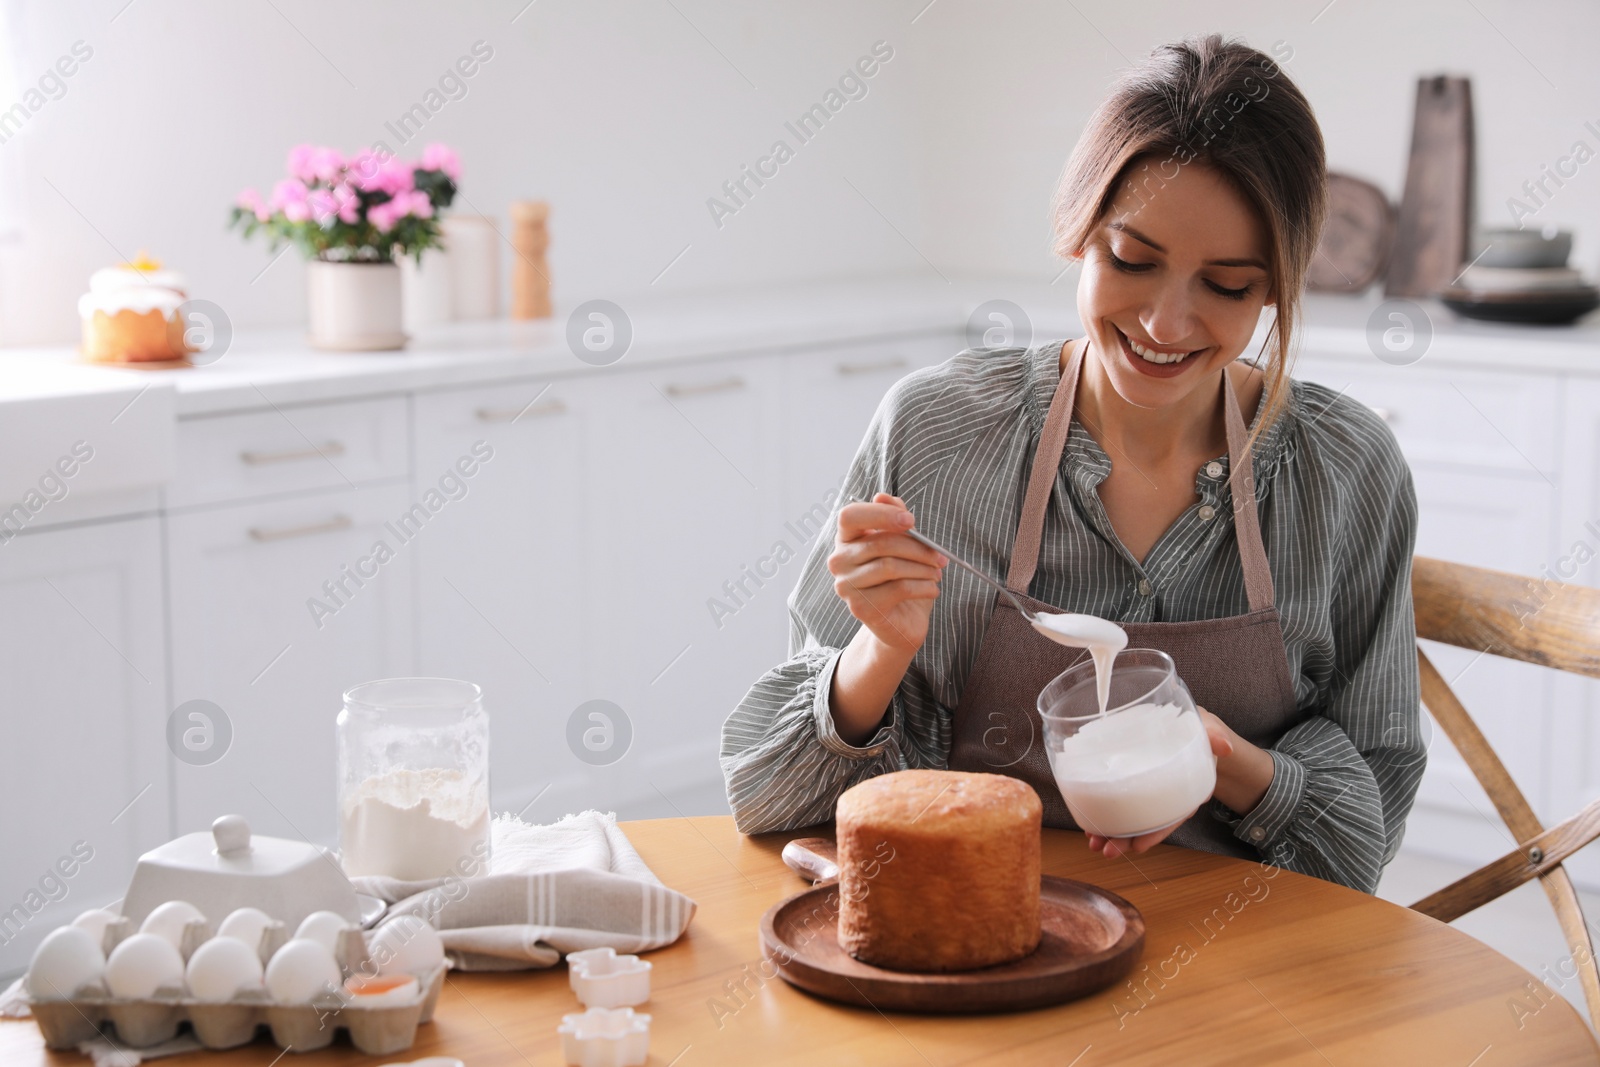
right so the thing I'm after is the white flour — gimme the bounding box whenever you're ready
[339,767,489,880]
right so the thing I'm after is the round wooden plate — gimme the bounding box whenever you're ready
[758,875,1144,1014]
[1308,172,1395,293]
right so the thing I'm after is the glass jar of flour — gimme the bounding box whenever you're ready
[337,678,491,880]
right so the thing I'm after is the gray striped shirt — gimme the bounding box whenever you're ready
[720,339,1425,893]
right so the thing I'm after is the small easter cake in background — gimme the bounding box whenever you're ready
[78,253,192,363]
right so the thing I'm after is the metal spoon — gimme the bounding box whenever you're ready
[846,495,1040,622]
[845,496,1130,660]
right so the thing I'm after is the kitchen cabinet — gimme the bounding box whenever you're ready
[166,484,415,847]
[1408,466,1558,864]
[0,516,169,976]
[168,397,409,509]
[413,376,594,822]
[1296,354,1565,871]
[1551,378,1600,886]
[8,287,1600,930]
[410,338,960,824]
[583,354,786,817]
[778,333,959,518]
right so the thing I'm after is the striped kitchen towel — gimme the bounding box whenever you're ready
[349,810,696,971]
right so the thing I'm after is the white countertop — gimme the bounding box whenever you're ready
[4,277,1600,419]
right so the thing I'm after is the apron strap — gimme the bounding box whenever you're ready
[1222,366,1276,613]
[1005,338,1086,593]
[1004,339,1276,613]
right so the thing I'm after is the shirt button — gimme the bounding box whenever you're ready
[1205,461,1224,478]
[1199,505,1216,521]
[1137,579,1153,597]
[1249,827,1266,842]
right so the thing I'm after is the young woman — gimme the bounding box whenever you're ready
[720,35,1424,893]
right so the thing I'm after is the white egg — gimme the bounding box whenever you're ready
[106,933,185,999]
[139,901,206,949]
[215,907,274,952]
[264,938,342,1002]
[369,915,445,977]
[69,908,121,952]
[185,936,264,1002]
[25,926,105,1000]
[293,910,351,952]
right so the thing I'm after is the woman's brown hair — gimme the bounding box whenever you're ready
[1050,34,1327,443]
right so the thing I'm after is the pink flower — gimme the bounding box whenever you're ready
[420,143,461,182]
[367,188,435,232]
[306,188,339,225]
[345,149,378,186]
[368,199,400,233]
[309,146,344,184]
[236,187,272,222]
[286,144,346,185]
[403,188,433,219]
[351,153,413,197]
[286,144,317,184]
[332,184,361,224]
[270,178,311,222]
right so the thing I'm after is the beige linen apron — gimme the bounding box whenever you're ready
[947,338,1299,860]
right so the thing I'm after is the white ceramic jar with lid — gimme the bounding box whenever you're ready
[120,815,364,934]
[337,678,491,881]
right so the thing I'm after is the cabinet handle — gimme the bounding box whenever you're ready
[663,376,745,398]
[836,356,908,376]
[247,514,353,543]
[476,398,568,423]
[1370,406,1397,425]
[240,442,346,465]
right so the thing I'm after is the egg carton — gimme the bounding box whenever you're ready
[29,921,447,1057]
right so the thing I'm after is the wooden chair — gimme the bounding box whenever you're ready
[1409,555,1600,1031]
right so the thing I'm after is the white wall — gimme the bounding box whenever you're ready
[1,0,1597,344]
[902,0,1600,284]
[0,0,929,343]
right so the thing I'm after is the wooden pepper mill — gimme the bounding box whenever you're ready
[510,200,552,319]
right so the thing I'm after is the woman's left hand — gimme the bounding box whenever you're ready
[1085,707,1236,859]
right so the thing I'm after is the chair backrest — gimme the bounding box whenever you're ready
[1409,556,1600,1032]
[1414,555,1600,678]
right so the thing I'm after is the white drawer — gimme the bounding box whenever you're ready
[169,397,409,508]
[1294,357,1560,477]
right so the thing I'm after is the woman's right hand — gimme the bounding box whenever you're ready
[828,493,949,655]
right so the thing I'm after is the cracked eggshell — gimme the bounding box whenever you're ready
[25,926,105,1000]
[369,915,445,978]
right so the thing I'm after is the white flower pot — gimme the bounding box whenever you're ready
[306,260,408,351]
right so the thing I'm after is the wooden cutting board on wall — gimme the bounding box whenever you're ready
[1308,173,1395,292]
[1385,76,1474,297]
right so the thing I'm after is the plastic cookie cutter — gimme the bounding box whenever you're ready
[566,947,652,1008]
[558,1006,650,1067]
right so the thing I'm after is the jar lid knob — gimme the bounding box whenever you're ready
[212,814,252,855]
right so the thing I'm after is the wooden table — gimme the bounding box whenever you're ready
[5,816,1598,1065]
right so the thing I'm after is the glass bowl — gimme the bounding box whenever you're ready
[1037,649,1216,838]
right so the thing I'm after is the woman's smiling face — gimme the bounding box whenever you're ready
[1075,159,1274,409]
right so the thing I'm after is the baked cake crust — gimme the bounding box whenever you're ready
[836,769,1042,972]
[82,308,190,363]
